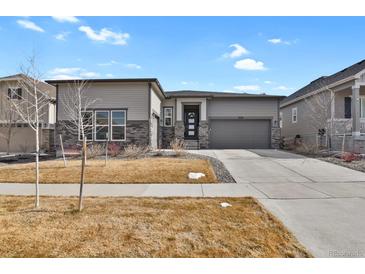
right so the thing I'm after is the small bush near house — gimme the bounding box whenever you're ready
[87,144,105,159]
[123,144,149,159]
[170,138,185,157]
[108,143,121,157]
[341,152,359,162]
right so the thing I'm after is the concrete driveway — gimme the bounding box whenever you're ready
[194,149,365,257]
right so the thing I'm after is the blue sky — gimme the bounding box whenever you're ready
[0,16,364,95]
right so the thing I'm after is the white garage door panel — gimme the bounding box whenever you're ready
[209,119,271,149]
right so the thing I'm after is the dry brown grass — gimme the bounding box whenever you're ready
[0,196,311,258]
[0,158,217,184]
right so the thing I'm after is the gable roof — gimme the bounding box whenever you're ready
[281,59,365,106]
[166,90,285,98]
[0,73,56,98]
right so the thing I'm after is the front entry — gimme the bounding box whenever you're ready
[184,105,199,140]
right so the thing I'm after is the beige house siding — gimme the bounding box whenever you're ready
[208,97,279,122]
[150,85,162,117]
[57,82,149,121]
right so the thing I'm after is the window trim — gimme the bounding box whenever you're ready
[360,97,365,118]
[111,110,127,141]
[163,107,173,127]
[94,110,110,141]
[292,107,298,123]
[78,110,94,141]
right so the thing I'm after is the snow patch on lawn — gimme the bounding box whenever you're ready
[188,172,205,180]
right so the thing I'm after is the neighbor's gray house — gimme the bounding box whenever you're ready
[280,59,365,153]
[46,78,283,152]
[0,74,56,153]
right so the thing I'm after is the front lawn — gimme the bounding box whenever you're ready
[0,158,217,184]
[0,196,310,258]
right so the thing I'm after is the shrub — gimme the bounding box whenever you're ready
[341,152,359,162]
[170,138,185,157]
[123,144,149,159]
[87,143,105,159]
[108,143,121,157]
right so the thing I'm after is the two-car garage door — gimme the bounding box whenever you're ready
[209,119,271,149]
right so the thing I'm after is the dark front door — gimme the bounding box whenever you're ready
[184,108,199,139]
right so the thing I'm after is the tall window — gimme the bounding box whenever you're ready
[8,88,22,100]
[292,107,298,123]
[111,110,126,141]
[164,107,173,127]
[95,111,109,141]
[279,112,283,128]
[79,111,93,141]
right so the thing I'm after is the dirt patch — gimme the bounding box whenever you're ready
[0,196,311,258]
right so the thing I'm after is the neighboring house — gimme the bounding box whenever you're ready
[0,74,56,153]
[47,78,283,152]
[280,59,365,153]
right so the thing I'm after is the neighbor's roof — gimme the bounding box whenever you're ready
[166,90,285,98]
[281,59,365,106]
[0,73,56,97]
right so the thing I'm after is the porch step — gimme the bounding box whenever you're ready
[184,140,200,150]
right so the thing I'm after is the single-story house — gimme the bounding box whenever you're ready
[0,74,56,153]
[46,78,284,152]
[280,59,365,153]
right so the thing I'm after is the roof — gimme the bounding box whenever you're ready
[45,78,165,94]
[166,90,285,98]
[0,73,56,97]
[281,59,365,105]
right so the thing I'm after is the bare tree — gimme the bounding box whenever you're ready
[0,91,18,154]
[60,80,98,211]
[10,56,51,208]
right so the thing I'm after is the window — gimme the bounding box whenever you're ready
[95,111,109,141]
[7,88,22,100]
[292,107,298,123]
[279,112,283,128]
[164,107,173,127]
[79,111,93,141]
[111,110,126,141]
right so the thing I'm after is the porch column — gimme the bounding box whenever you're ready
[352,86,361,136]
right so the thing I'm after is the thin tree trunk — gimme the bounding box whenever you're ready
[342,133,346,153]
[6,126,11,155]
[35,125,40,208]
[59,134,67,167]
[79,138,86,211]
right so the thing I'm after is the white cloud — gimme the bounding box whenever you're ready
[48,67,99,79]
[49,67,81,75]
[17,19,44,32]
[98,60,119,66]
[223,43,249,58]
[234,85,261,92]
[79,71,100,78]
[105,73,114,78]
[234,58,267,71]
[125,63,141,69]
[181,81,198,86]
[54,32,70,41]
[274,85,290,91]
[52,16,79,23]
[79,26,130,46]
[50,74,81,80]
[268,38,291,45]
[264,80,273,84]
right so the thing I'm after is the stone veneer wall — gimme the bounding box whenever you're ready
[161,127,175,148]
[198,121,209,149]
[271,127,281,149]
[41,129,55,153]
[55,120,149,151]
[174,121,185,142]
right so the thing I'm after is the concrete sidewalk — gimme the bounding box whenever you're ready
[0,183,266,198]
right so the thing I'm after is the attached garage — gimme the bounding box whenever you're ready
[209,119,271,149]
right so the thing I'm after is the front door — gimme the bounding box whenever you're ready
[184,109,199,139]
